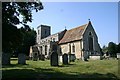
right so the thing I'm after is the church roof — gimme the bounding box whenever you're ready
[51,29,66,36]
[59,23,88,44]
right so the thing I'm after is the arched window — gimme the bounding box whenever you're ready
[88,32,93,51]
[40,46,42,54]
[88,37,93,51]
[69,44,71,53]
[72,44,75,53]
[89,32,92,36]
[45,45,47,55]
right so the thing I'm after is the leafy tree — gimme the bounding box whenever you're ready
[102,45,108,54]
[2,2,43,25]
[2,23,22,53]
[99,47,104,56]
[2,2,43,54]
[18,26,36,55]
[108,42,117,57]
[116,43,120,53]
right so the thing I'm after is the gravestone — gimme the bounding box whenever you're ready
[18,53,26,64]
[2,53,11,65]
[59,55,63,63]
[117,53,120,60]
[62,53,68,65]
[39,54,45,61]
[50,51,58,66]
[29,46,33,60]
[68,54,76,62]
[38,54,41,60]
[33,53,38,61]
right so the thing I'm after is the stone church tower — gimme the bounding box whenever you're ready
[36,25,51,44]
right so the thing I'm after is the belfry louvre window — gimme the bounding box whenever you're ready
[45,29,47,35]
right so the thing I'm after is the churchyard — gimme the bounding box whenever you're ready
[2,58,120,80]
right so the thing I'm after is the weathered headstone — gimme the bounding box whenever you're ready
[62,53,68,65]
[68,54,76,62]
[39,54,45,61]
[59,55,63,63]
[2,53,11,65]
[33,53,38,61]
[117,53,120,60]
[18,53,26,64]
[29,46,33,60]
[30,46,39,61]
[50,51,58,66]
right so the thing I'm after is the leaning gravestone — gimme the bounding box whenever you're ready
[18,53,26,64]
[62,53,68,65]
[2,53,11,65]
[50,51,58,66]
[68,54,76,62]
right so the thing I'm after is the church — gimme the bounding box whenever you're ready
[29,20,102,60]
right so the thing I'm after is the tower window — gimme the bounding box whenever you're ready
[45,29,47,35]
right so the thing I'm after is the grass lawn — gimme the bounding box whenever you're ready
[2,58,120,80]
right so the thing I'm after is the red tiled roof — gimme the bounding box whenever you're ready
[59,24,88,44]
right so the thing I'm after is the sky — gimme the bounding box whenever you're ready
[25,2,118,48]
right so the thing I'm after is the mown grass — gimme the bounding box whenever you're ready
[2,58,120,80]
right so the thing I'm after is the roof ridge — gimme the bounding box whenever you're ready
[67,23,88,31]
[59,23,88,44]
[51,29,66,35]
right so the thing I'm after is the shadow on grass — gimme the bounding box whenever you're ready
[58,63,76,67]
[2,64,29,68]
[10,58,18,61]
[2,63,75,68]
[2,67,120,80]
